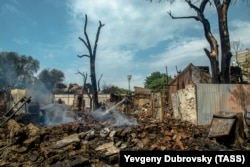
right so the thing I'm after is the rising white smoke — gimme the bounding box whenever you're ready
[40,103,75,126]
[86,108,139,127]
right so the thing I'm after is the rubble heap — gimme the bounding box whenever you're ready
[1,111,249,167]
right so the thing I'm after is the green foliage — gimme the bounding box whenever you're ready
[38,68,65,92]
[0,52,39,88]
[144,71,172,92]
[118,88,129,94]
[102,84,128,94]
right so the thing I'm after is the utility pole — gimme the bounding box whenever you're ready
[127,75,132,94]
[166,66,168,93]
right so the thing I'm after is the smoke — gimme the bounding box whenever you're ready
[39,102,139,127]
[25,81,139,127]
[85,108,139,127]
[27,81,52,105]
[112,112,138,127]
[26,80,77,126]
[28,80,74,126]
[40,103,75,126]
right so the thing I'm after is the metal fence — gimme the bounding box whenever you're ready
[196,84,250,125]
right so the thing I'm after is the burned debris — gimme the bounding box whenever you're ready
[0,96,31,126]
[0,116,240,167]
[0,82,250,166]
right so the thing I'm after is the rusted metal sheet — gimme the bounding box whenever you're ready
[208,118,235,138]
[196,84,250,125]
[196,84,221,125]
[207,112,238,138]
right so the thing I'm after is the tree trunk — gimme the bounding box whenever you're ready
[90,59,99,110]
[167,0,221,83]
[202,16,220,83]
[215,0,232,83]
[206,53,220,83]
[78,14,104,111]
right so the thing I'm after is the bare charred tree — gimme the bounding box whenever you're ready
[76,71,103,108]
[77,71,92,110]
[78,14,105,110]
[231,40,243,56]
[167,0,220,83]
[149,0,243,83]
[97,74,103,92]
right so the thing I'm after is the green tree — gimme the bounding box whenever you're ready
[102,84,128,94]
[0,52,18,86]
[144,71,172,92]
[0,52,39,87]
[148,0,247,83]
[17,55,39,87]
[38,68,64,92]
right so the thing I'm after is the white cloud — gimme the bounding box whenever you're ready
[230,20,250,48]
[63,0,250,89]
[3,0,249,91]
[66,0,196,49]
[0,3,19,15]
[63,0,199,89]
[13,38,29,45]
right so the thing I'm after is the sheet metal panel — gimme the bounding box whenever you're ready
[196,84,250,125]
[196,84,221,125]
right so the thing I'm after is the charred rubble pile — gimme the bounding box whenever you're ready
[1,109,249,167]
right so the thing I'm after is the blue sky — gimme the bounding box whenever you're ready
[0,0,250,90]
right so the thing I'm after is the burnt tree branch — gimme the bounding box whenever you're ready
[97,74,103,92]
[76,70,88,92]
[84,15,93,57]
[167,11,199,21]
[93,21,105,60]
[78,37,90,52]
[77,54,90,58]
[76,70,93,108]
[167,0,219,83]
